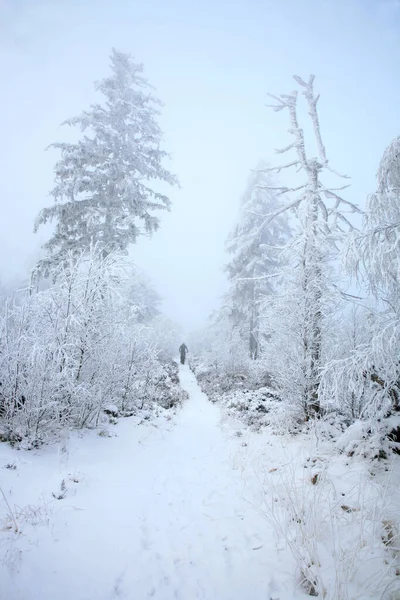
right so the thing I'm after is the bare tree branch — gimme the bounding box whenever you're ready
[323,190,363,213]
[257,197,303,234]
[319,183,351,193]
[256,184,306,196]
[261,161,300,174]
[275,142,297,154]
[325,165,351,179]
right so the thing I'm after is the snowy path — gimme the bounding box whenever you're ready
[1,365,302,600]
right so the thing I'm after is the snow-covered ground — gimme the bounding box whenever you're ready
[1,365,399,599]
[1,365,304,600]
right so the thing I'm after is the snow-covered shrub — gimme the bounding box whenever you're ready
[220,388,304,434]
[188,310,252,403]
[0,247,183,446]
[190,350,305,433]
[260,449,399,599]
[190,353,249,401]
[335,416,400,461]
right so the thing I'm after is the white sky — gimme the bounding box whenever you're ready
[1,0,400,332]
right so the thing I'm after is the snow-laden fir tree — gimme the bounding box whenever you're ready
[35,48,177,275]
[263,75,361,418]
[225,163,290,359]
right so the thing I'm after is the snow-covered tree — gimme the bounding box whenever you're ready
[127,271,161,323]
[348,136,400,305]
[34,48,177,275]
[189,305,249,383]
[225,163,290,359]
[263,75,361,417]
[328,136,400,419]
[142,314,182,361]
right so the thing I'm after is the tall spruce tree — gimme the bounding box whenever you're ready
[35,49,177,275]
[225,163,290,359]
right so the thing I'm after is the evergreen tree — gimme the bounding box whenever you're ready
[225,163,290,359]
[35,49,177,275]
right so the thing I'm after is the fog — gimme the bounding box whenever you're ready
[1,0,399,332]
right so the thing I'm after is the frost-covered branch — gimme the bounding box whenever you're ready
[297,74,327,165]
[261,161,300,173]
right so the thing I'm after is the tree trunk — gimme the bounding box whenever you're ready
[249,278,260,360]
[303,162,322,418]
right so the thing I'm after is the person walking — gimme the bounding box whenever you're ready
[179,343,188,365]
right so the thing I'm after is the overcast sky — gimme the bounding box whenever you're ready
[1,0,400,331]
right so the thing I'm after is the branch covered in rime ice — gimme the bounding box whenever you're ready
[235,271,284,282]
[257,198,303,233]
[256,184,306,195]
[261,161,300,174]
[298,74,327,165]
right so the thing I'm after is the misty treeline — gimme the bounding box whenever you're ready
[0,49,183,446]
[191,75,400,435]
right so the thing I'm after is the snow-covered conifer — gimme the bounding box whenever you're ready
[225,163,290,359]
[35,49,177,275]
